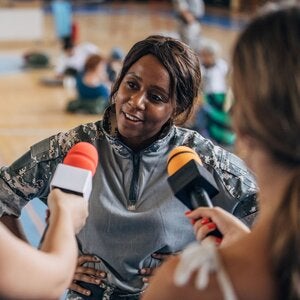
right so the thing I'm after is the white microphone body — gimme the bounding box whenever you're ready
[50,163,93,200]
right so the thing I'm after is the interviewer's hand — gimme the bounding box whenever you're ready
[47,189,89,234]
[186,207,250,247]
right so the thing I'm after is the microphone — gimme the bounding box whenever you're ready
[167,146,222,238]
[39,142,98,248]
[50,142,98,200]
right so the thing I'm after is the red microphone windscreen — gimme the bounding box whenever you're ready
[63,142,98,176]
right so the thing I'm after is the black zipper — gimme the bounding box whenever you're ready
[128,153,140,211]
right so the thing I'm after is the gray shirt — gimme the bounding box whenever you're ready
[0,105,257,295]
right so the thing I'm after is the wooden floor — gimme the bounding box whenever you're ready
[0,1,243,166]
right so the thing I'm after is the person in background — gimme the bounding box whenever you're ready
[0,35,257,300]
[106,47,125,83]
[198,39,228,96]
[0,189,88,299]
[51,0,73,49]
[192,38,235,149]
[143,4,300,300]
[55,39,100,80]
[172,0,205,51]
[66,54,110,114]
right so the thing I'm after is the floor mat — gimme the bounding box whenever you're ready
[0,53,24,75]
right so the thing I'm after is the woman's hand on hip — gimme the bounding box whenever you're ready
[69,255,106,297]
[140,252,179,283]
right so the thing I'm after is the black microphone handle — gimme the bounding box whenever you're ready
[190,188,223,239]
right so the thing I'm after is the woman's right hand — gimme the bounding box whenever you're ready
[69,255,107,297]
[186,206,251,247]
[47,189,89,234]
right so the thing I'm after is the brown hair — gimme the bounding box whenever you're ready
[232,4,300,298]
[84,54,103,73]
[110,35,201,124]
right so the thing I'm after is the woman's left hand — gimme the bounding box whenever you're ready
[139,252,178,283]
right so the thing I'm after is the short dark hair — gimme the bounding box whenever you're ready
[63,36,74,51]
[110,35,201,124]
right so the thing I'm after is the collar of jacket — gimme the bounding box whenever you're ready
[101,104,175,156]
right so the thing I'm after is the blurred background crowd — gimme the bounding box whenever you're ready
[0,0,269,168]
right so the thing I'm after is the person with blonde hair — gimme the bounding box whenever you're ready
[143,4,300,300]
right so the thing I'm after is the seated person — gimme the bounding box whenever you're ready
[40,40,100,87]
[198,38,228,96]
[172,0,205,51]
[199,92,235,148]
[192,38,235,148]
[106,47,124,82]
[66,54,110,114]
[56,40,100,79]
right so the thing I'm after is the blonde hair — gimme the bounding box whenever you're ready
[232,4,300,298]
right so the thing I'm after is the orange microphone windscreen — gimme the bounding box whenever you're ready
[167,146,202,176]
[63,142,98,176]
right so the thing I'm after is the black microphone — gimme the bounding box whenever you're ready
[167,146,222,238]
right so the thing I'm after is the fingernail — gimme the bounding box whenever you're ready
[95,278,100,284]
[140,269,146,274]
[207,223,216,230]
[190,219,196,225]
[97,271,106,277]
[215,237,223,245]
[201,217,210,225]
[85,290,91,296]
